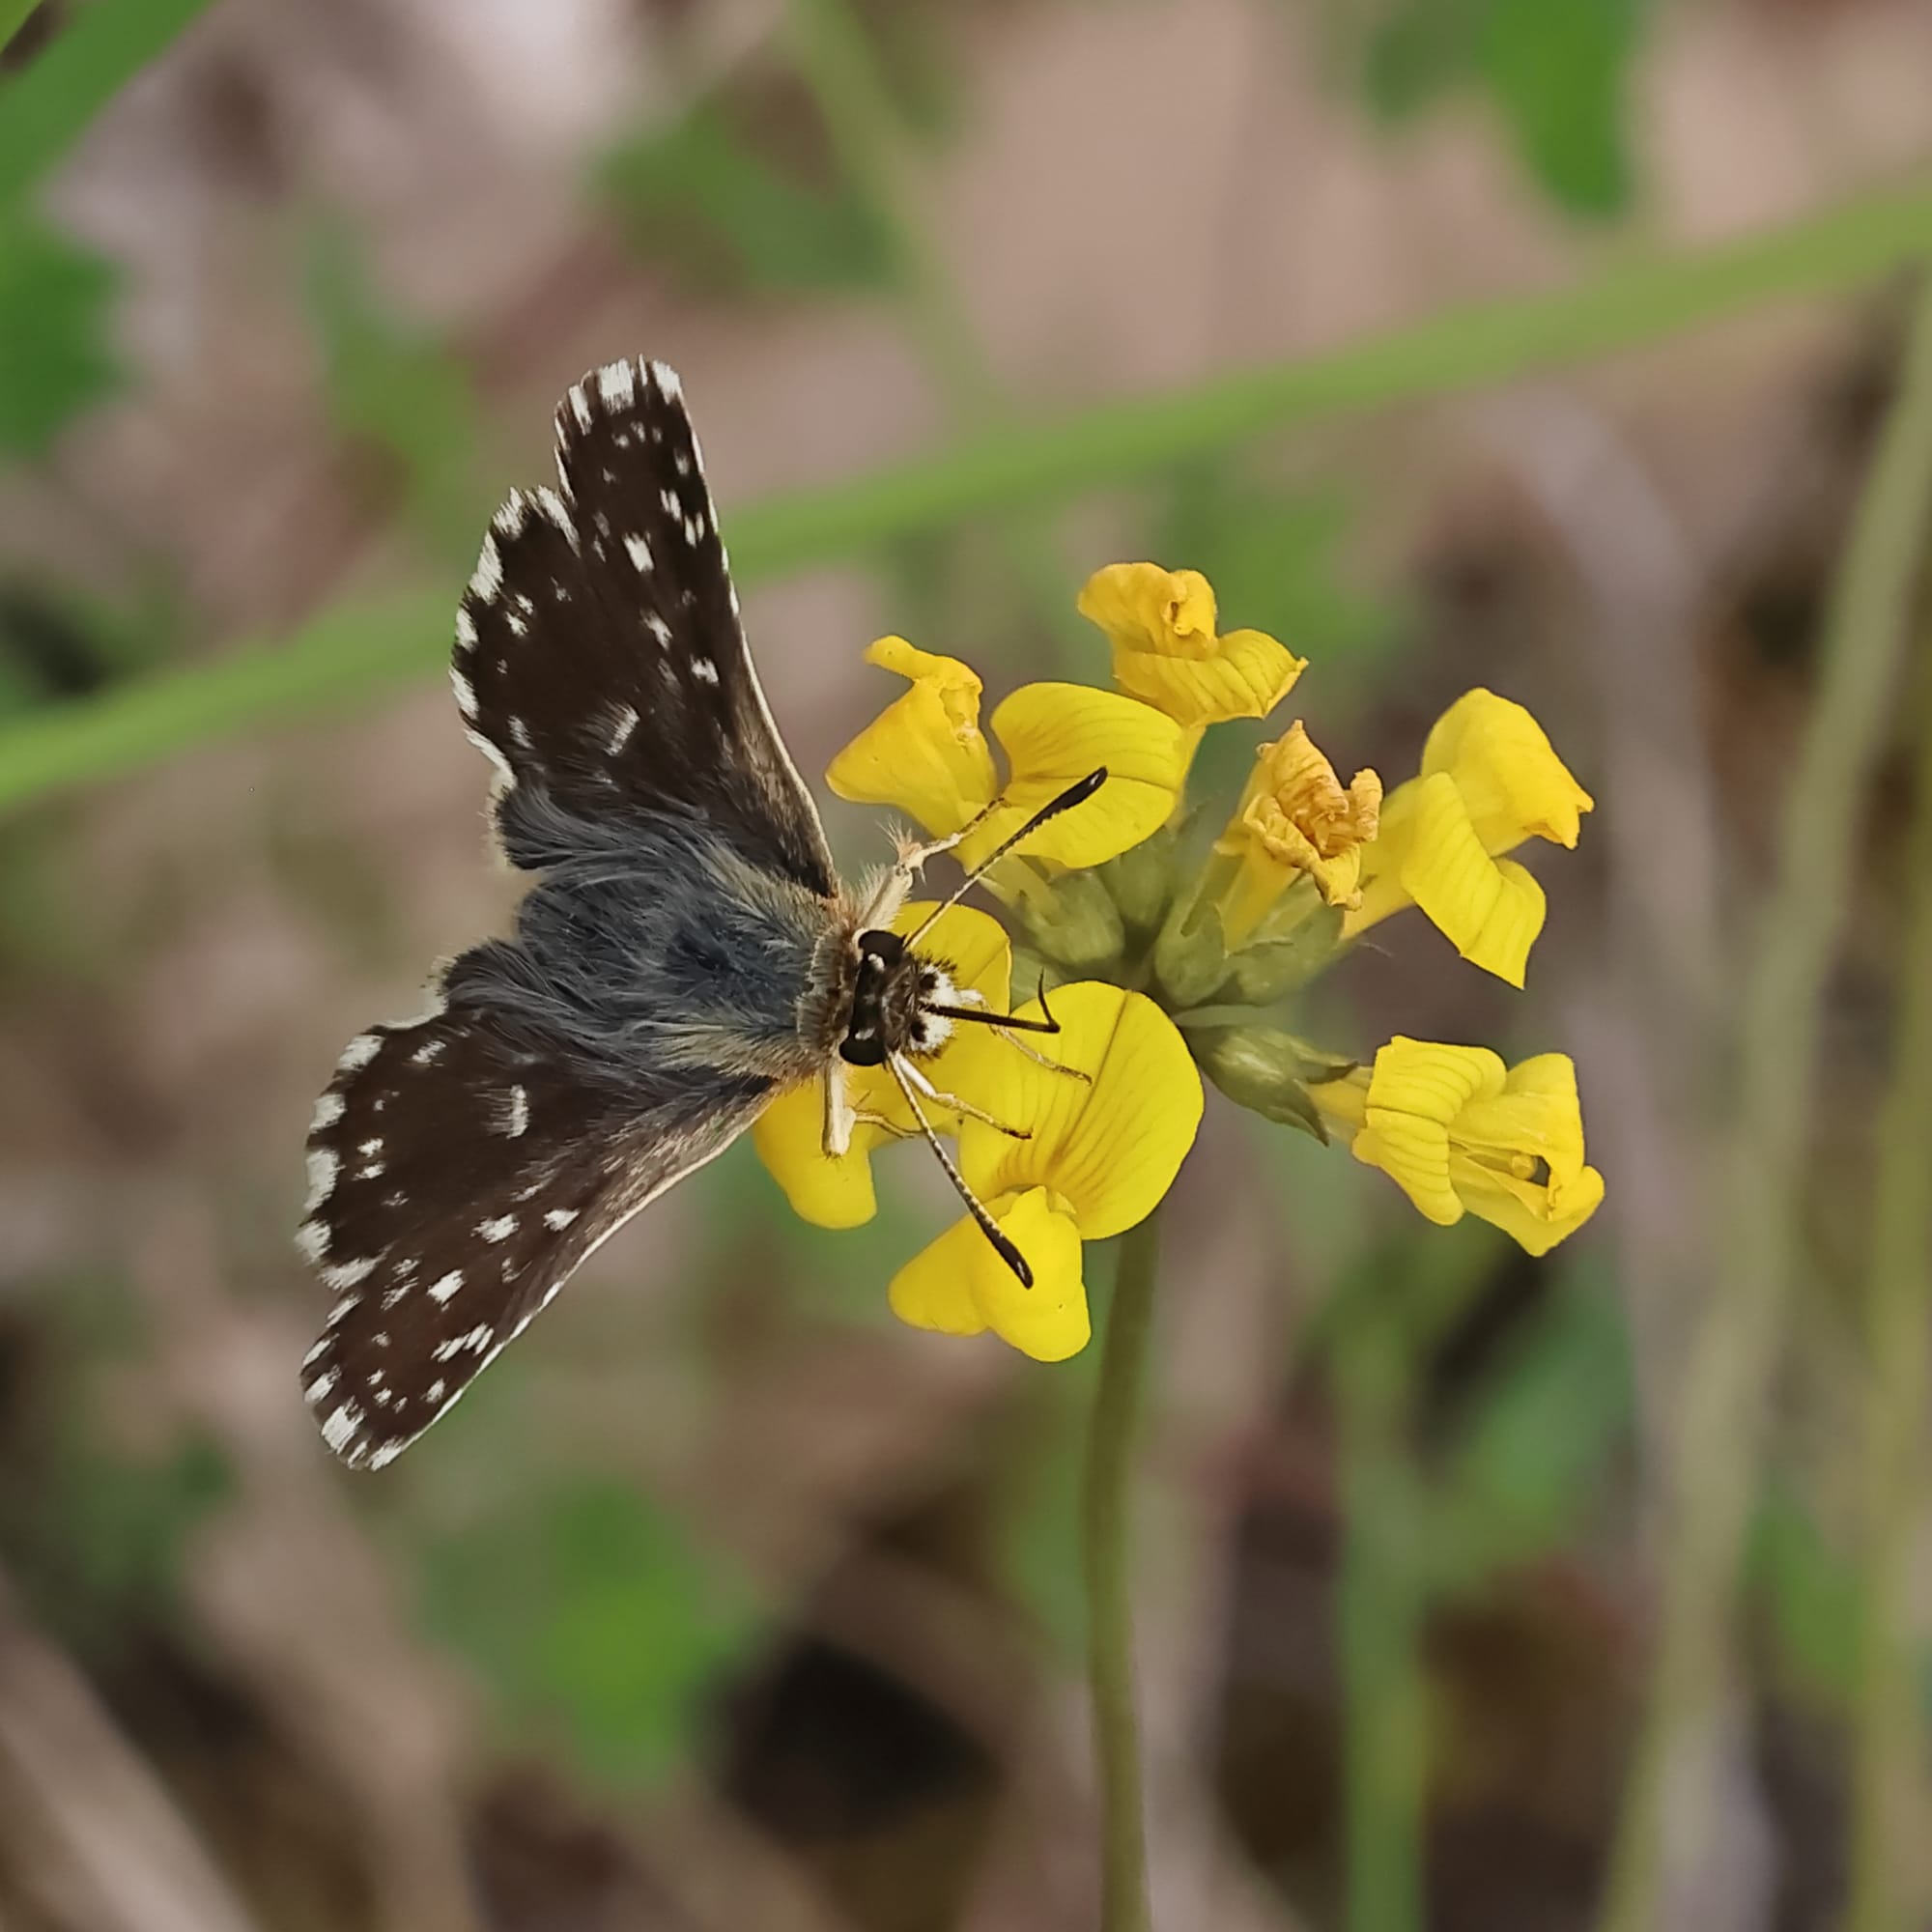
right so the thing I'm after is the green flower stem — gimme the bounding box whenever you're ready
[1335,1295,1426,1932]
[1844,653,1932,1932]
[8,182,1932,817]
[1599,270,1932,1932]
[1083,1211,1162,1932]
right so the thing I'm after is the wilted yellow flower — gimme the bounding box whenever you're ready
[1345,690,1593,986]
[1077,562,1306,733]
[753,902,1011,1228]
[827,637,1186,870]
[1313,1037,1605,1256]
[1215,723,1382,943]
[890,983,1203,1360]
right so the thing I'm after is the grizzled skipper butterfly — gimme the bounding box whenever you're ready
[298,359,1102,1467]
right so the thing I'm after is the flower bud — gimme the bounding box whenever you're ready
[1196,1026,1358,1143]
[1013,868,1124,973]
[1099,819,1181,936]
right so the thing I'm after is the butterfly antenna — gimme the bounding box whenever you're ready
[905,767,1108,948]
[924,971,1065,1037]
[887,1057,1033,1288]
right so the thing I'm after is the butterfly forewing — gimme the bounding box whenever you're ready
[453,356,836,893]
[300,355,839,1469]
[298,956,769,1467]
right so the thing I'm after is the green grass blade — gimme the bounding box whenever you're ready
[0,0,216,205]
[1,179,1930,815]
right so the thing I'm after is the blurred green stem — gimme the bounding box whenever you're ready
[8,183,1932,816]
[1600,270,1932,1932]
[0,1,39,54]
[1336,1295,1426,1932]
[1083,1213,1161,1932]
[1844,644,1932,1932]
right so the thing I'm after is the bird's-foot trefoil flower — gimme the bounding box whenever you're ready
[1215,722,1383,942]
[766,562,1605,1364]
[888,983,1203,1359]
[1310,1037,1605,1256]
[826,636,1188,872]
[1077,562,1307,745]
[1345,689,1594,986]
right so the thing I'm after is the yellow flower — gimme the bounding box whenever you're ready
[1077,562,1306,731]
[1215,723,1382,944]
[1314,1037,1605,1256]
[1344,689,1593,987]
[826,637,1187,870]
[890,983,1203,1360]
[753,901,1012,1228]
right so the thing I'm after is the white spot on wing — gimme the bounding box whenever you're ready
[534,485,578,550]
[498,1086,529,1137]
[312,1092,344,1131]
[477,1214,518,1243]
[470,531,503,601]
[367,1441,404,1470]
[568,384,592,431]
[624,533,653,573]
[427,1269,464,1304]
[645,614,671,647]
[648,360,683,399]
[304,1149,338,1213]
[302,1336,331,1370]
[454,608,477,653]
[412,1037,446,1066]
[322,1403,363,1453]
[450,666,478,719]
[691,658,719,685]
[337,1035,381,1073]
[322,1255,378,1293]
[607,705,639,754]
[307,1369,337,1402]
[427,1378,447,1404]
[596,359,637,409]
[544,1208,579,1231]
[327,1293,360,1327]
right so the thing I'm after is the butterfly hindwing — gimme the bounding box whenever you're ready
[298,955,770,1468]
[451,356,836,895]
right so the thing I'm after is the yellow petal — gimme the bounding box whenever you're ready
[753,1081,886,1228]
[1078,562,1221,659]
[825,636,1000,838]
[960,683,1187,869]
[752,902,1012,1218]
[1453,1052,1589,1193]
[1398,772,1548,987]
[953,982,1202,1239]
[1420,689,1594,855]
[1078,563,1307,729]
[888,1187,1090,1360]
[1217,724,1382,935]
[1350,1038,1506,1227]
[1345,1038,1605,1256]
[1454,1160,1605,1257]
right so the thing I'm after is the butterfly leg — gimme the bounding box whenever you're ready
[895,1056,1030,1139]
[823,1060,858,1157]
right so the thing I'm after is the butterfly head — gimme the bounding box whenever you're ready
[838,928,960,1066]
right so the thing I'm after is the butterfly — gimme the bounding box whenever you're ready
[298,358,1103,1468]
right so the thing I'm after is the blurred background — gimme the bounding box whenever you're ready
[3,2,1932,1929]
